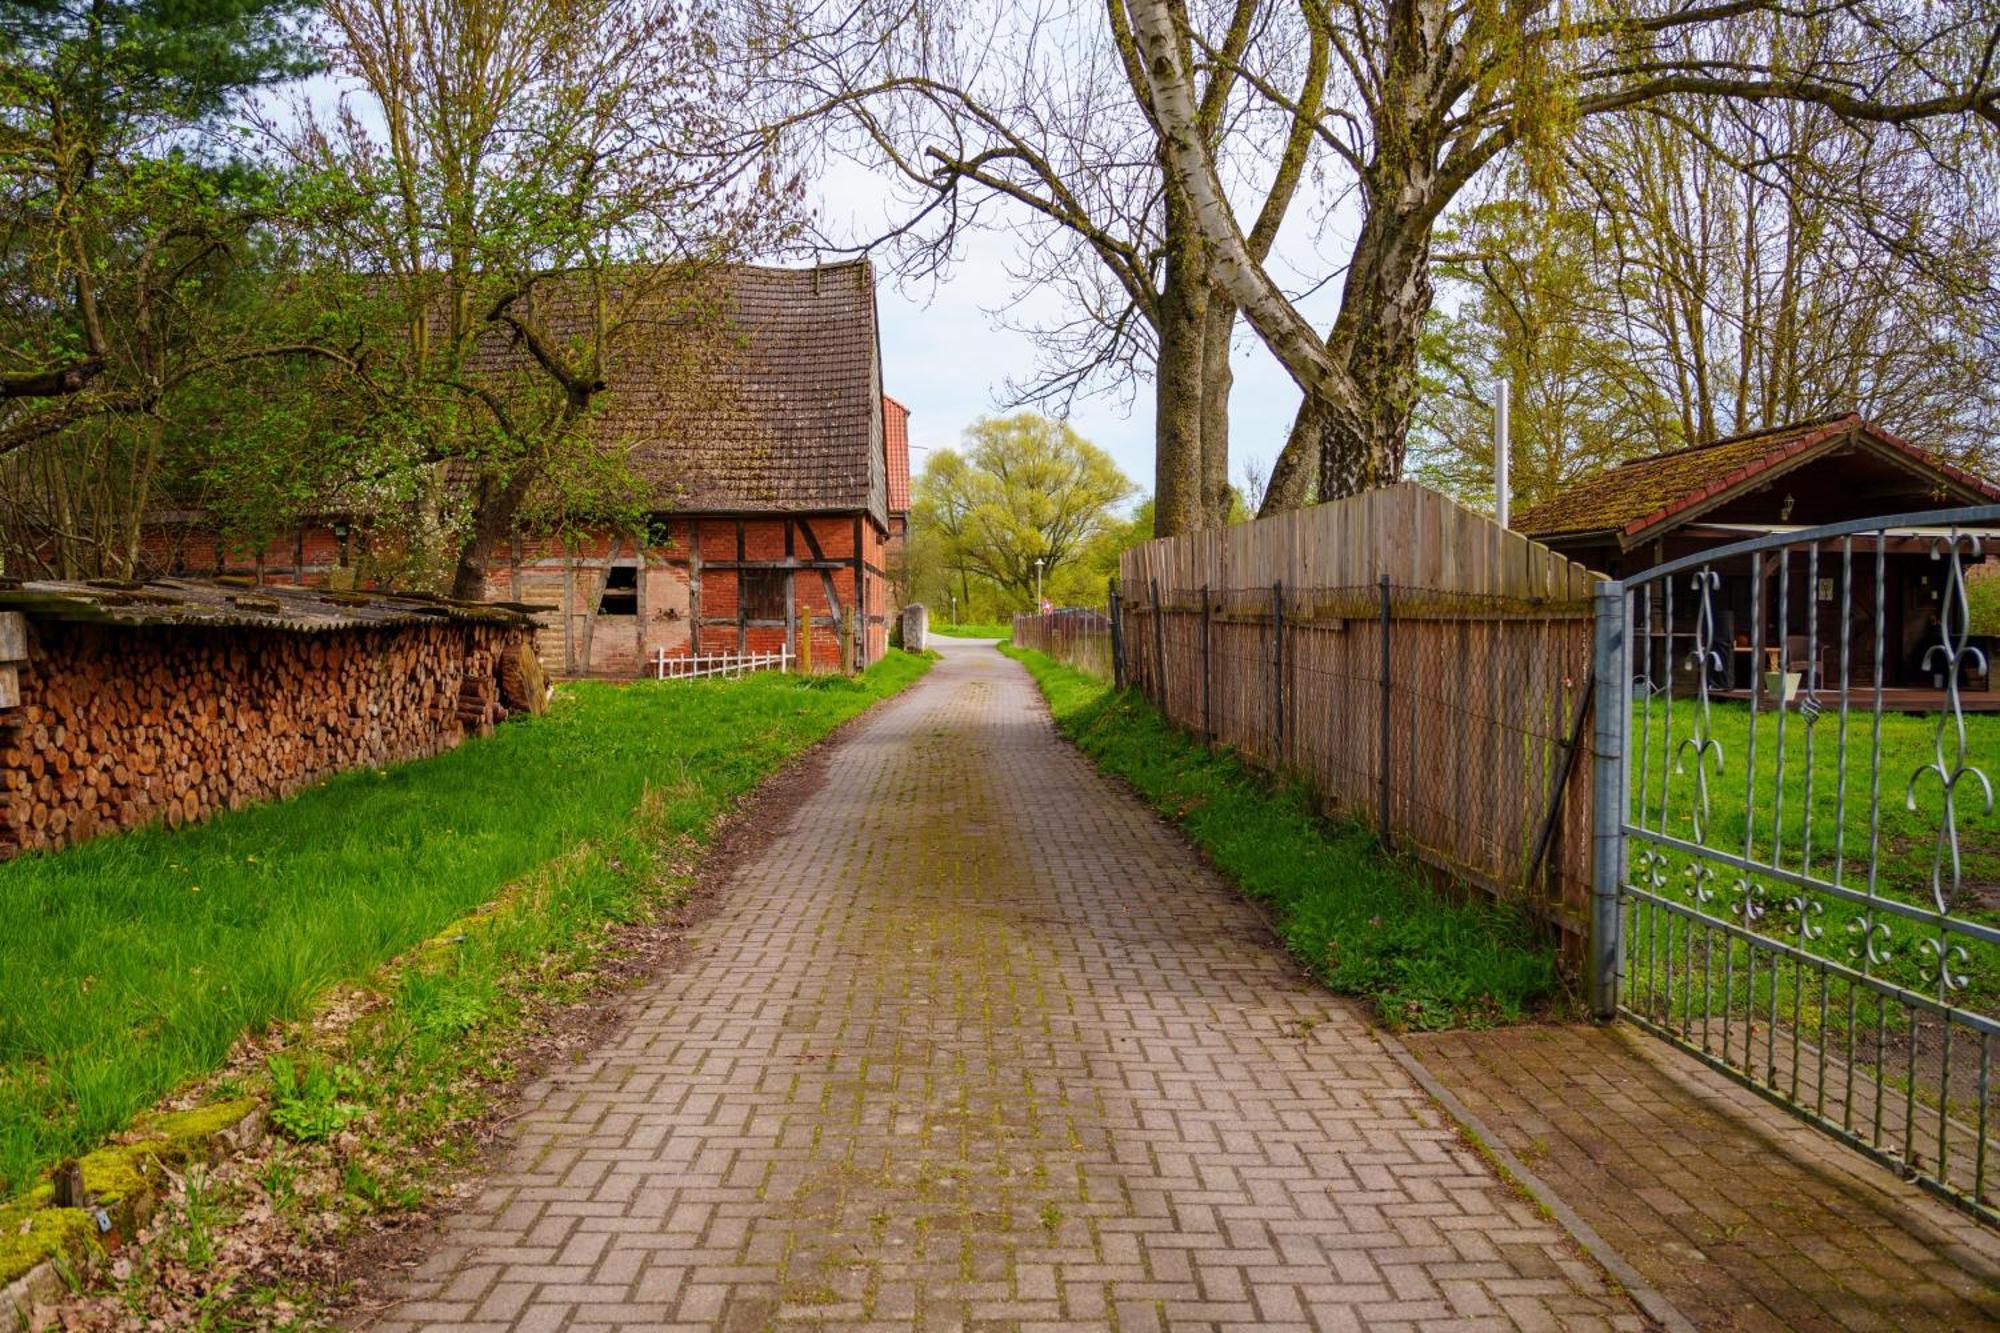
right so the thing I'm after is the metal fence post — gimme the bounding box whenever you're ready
[1589,579,1628,1021]
[1200,585,1213,744]
[1271,581,1284,761]
[1150,577,1165,709]
[1378,574,1392,848]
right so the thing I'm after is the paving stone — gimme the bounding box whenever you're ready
[373,643,1637,1329]
[1407,1023,2000,1331]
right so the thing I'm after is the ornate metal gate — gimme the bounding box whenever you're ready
[1591,506,2000,1225]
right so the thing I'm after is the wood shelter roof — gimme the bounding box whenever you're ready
[0,578,540,634]
[1513,415,2000,548]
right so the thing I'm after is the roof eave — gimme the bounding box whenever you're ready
[1518,525,1621,546]
[1617,417,2000,549]
[1617,417,1859,548]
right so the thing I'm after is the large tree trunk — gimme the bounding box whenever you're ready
[1153,187,1210,537]
[1199,295,1235,525]
[1259,400,1320,515]
[449,468,536,600]
[1261,228,1431,503]
[1318,224,1432,497]
[1129,0,1450,509]
[1264,166,1439,502]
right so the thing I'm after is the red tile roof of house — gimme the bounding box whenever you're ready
[1513,414,2000,546]
[469,260,888,525]
[883,395,911,515]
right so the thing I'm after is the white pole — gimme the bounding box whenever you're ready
[1494,380,1511,529]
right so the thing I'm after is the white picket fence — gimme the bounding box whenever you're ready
[649,648,793,681]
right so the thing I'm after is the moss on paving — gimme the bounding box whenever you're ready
[0,655,931,1201]
[1000,645,1561,1029]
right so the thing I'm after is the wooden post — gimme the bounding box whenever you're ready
[1378,574,1392,849]
[1272,580,1284,761]
[1109,581,1125,690]
[0,610,25,709]
[851,514,866,670]
[784,566,798,666]
[1201,585,1212,745]
[1150,578,1165,709]
[688,518,703,667]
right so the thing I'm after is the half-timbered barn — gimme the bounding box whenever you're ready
[137,260,911,676]
[480,260,909,676]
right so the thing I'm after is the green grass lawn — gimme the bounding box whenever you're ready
[0,654,929,1199]
[1621,697,1997,1135]
[1970,569,1998,637]
[929,622,1012,639]
[1001,645,1560,1029]
[1633,697,1998,904]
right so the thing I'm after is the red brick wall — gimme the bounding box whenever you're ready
[143,511,897,677]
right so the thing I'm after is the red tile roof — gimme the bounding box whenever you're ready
[469,260,887,524]
[1513,414,2000,545]
[883,395,911,515]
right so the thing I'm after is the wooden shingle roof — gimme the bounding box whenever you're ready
[0,577,539,633]
[472,260,888,525]
[1513,415,2000,547]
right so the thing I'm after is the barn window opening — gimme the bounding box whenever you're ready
[742,569,788,620]
[597,564,638,616]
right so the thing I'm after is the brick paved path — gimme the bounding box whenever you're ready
[376,642,1642,1331]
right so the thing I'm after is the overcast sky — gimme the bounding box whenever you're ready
[814,159,1346,511]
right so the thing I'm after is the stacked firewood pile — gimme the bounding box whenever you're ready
[0,617,534,859]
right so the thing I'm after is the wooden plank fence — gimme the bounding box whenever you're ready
[1011,610,1114,680]
[1115,483,1603,950]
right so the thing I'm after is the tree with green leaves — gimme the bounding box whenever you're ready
[910,413,1135,611]
[271,0,802,598]
[1124,0,2000,504]
[0,0,320,575]
[1414,80,2000,509]
[1409,200,1680,513]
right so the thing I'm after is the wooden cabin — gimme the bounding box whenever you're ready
[1515,415,2000,706]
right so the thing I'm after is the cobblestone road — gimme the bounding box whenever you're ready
[375,642,1642,1331]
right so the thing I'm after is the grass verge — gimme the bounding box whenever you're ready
[0,653,931,1202]
[1000,644,1559,1029]
[929,622,1012,640]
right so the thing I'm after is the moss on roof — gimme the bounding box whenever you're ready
[1513,415,2000,544]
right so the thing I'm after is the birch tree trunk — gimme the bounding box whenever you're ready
[1199,295,1236,525]
[1152,184,1211,536]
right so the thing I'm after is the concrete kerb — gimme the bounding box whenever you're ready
[1376,1030,1695,1333]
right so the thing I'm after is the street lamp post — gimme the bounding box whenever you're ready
[1034,557,1045,610]
[949,592,958,625]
